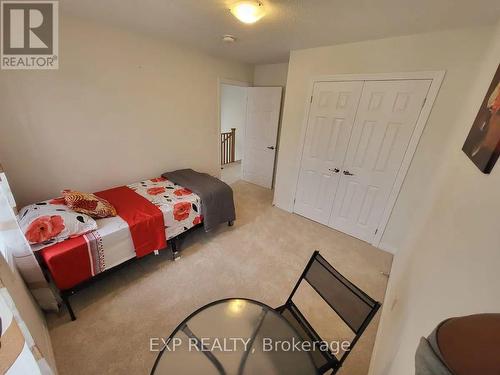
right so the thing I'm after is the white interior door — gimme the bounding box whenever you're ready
[293,81,363,224]
[242,87,282,189]
[328,79,431,242]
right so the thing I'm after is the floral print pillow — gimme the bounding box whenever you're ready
[18,199,97,250]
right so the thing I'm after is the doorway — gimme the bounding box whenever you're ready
[219,80,283,189]
[220,82,247,185]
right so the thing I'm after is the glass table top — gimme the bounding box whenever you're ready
[152,298,317,375]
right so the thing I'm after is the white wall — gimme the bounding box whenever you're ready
[272,26,495,253]
[254,63,289,87]
[220,84,247,161]
[369,20,500,375]
[0,15,253,207]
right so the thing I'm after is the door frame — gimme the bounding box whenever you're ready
[291,71,445,248]
[217,78,251,178]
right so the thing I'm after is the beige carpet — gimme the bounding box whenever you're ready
[46,181,392,375]
[221,161,242,185]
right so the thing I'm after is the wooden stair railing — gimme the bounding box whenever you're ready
[221,128,236,165]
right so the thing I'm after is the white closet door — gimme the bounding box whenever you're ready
[293,81,363,224]
[242,87,282,189]
[328,79,431,242]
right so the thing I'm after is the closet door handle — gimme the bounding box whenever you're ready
[343,170,354,176]
[267,146,275,150]
[329,168,340,173]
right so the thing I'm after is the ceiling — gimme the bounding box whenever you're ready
[61,0,500,64]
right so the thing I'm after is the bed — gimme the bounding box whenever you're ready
[27,173,233,320]
[38,177,200,291]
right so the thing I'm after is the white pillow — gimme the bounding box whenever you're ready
[18,198,97,251]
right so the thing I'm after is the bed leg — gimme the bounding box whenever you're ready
[228,221,234,227]
[171,238,180,261]
[62,293,76,321]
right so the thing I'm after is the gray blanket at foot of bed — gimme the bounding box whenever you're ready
[162,169,235,232]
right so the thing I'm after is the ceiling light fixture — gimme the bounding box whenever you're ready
[230,1,265,24]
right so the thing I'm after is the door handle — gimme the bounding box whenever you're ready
[329,168,340,173]
[343,170,355,176]
[267,146,275,150]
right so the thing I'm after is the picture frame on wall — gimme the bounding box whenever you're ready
[462,64,500,174]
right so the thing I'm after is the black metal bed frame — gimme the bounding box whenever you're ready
[46,221,234,321]
[276,250,381,374]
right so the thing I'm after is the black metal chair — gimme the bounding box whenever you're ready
[276,250,381,374]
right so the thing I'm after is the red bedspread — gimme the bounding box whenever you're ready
[95,186,166,257]
[41,186,166,290]
[41,236,93,290]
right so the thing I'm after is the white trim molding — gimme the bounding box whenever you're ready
[290,71,446,250]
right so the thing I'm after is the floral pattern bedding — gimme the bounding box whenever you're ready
[18,199,97,251]
[38,177,203,290]
[128,177,202,239]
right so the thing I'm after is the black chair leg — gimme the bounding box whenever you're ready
[62,293,76,321]
[275,304,286,313]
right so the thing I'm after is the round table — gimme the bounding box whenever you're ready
[152,298,317,375]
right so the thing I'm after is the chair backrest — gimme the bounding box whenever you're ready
[284,251,381,372]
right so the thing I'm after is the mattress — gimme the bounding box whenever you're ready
[39,177,202,290]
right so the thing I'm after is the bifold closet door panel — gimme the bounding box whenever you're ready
[328,79,432,242]
[294,81,363,225]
